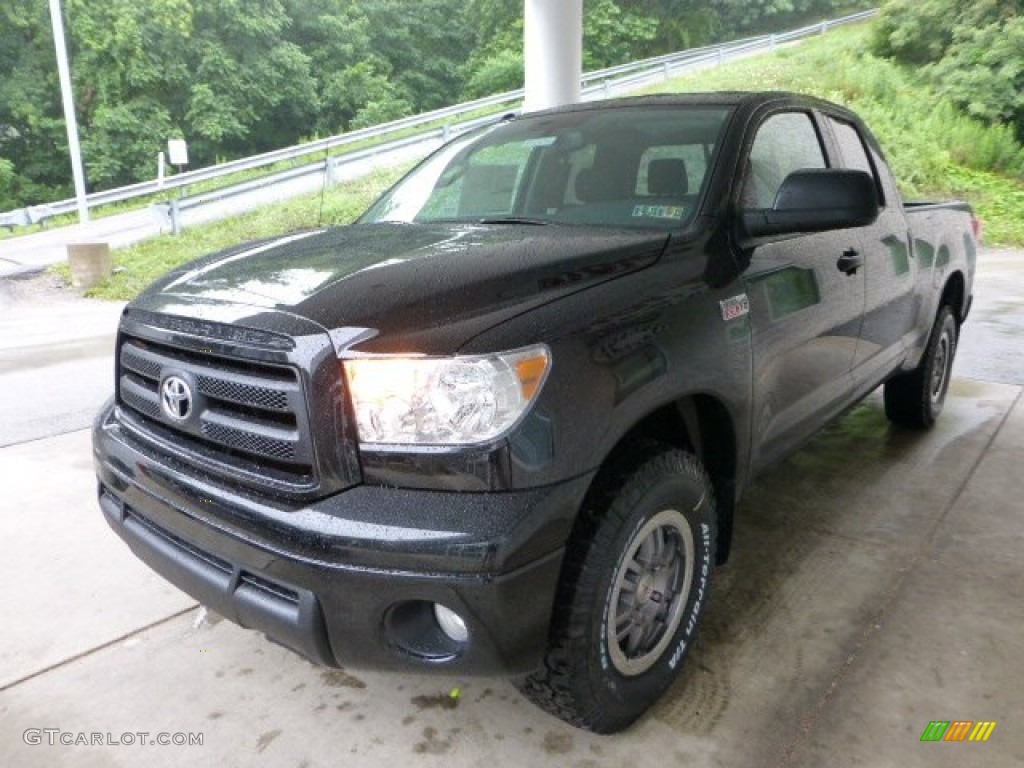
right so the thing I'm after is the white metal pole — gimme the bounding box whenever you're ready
[524,0,582,112]
[48,0,89,225]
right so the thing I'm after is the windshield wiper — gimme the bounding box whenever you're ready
[477,216,552,226]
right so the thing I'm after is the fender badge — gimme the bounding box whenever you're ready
[720,294,750,322]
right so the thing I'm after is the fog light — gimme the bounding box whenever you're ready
[433,603,469,643]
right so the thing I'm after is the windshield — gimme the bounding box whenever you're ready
[361,105,733,230]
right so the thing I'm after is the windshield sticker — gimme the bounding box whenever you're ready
[632,205,685,220]
[720,294,750,322]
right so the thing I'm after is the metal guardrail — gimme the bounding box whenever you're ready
[2,9,877,231]
[152,110,506,235]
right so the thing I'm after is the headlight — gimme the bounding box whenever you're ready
[343,345,550,447]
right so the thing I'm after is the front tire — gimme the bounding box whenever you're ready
[516,444,716,733]
[884,305,958,428]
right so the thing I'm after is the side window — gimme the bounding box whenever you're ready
[742,112,826,209]
[828,117,884,204]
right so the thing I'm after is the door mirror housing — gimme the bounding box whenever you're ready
[741,169,879,238]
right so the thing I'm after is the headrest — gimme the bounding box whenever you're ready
[647,158,688,196]
[574,167,621,203]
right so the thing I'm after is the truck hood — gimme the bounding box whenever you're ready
[138,222,667,354]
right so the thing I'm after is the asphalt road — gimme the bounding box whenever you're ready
[955,249,1024,386]
[0,276,123,447]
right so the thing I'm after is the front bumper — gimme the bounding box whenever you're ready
[94,403,593,675]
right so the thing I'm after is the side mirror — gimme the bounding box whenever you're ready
[741,169,879,238]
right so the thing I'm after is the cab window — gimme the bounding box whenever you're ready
[827,116,884,204]
[741,112,827,209]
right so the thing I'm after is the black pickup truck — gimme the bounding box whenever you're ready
[94,92,977,732]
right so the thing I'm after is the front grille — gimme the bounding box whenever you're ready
[201,421,296,461]
[116,334,315,488]
[197,376,290,411]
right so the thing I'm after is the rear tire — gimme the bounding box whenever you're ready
[516,444,716,733]
[884,305,958,428]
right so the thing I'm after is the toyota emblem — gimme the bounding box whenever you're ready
[160,375,193,421]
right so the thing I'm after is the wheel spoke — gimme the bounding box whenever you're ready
[637,536,654,568]
[616,618,634,642]
[663,531,679,568]
[625,555,645,575]
[651,527,665,563]
[625,624,646,655]
[665,558,683,598]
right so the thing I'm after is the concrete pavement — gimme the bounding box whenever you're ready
[0,276,125,446]
[1,382,1020,767]
[0,251,1022,767]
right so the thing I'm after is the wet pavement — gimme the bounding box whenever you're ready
[0,249,1021,767]
[956,249,1024,386]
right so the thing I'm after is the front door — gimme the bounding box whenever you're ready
[739,110,867,469]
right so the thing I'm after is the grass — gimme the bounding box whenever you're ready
[642,23,1024,245]
[941,167,1024,246]
[63,164,409,300]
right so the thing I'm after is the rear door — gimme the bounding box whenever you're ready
[824,115,916,389]
[739,109,867,468]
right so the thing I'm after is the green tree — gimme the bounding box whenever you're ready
[928,17,1024,138]
[716,0,862,35]
[0,0,70,206]
[68,0,192,184]
[65,0,321,185]
[464,49,523,99]
[873,0,1024,140]
[871,0,959,64]
[361,1,473,113]
[642,1,722,52]
[584,0,658,69]
[0,157,22,211]
[873,0,1021,64]
[281,0,383,134]
[461,0,523,97]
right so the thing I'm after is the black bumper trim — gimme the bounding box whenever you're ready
[99,487,335,666]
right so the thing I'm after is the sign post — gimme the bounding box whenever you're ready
[166,139,188,236]
[167,139,189,175]
[48,0,89,226]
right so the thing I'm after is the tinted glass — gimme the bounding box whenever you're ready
[741,112,826,209]
[828,116,883,203]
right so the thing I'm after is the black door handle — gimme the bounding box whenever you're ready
[837,249,862,276]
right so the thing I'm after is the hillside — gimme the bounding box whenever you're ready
[644,24,1024,245]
